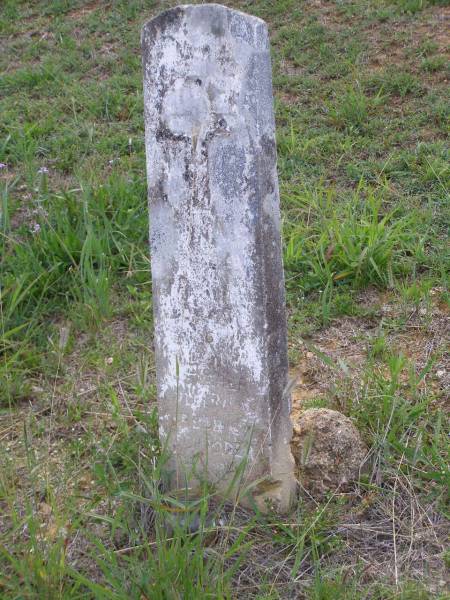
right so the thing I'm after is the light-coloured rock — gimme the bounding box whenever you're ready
[293,408,368,497]
[142,4,295,511]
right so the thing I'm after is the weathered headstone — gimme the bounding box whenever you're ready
[142,4,295,511]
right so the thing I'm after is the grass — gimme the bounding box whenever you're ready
[0,0,449,597]
[283,182,427,291]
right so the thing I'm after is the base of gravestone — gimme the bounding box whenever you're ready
[159,416,297,513]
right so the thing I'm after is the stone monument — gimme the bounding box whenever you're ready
[142,4,295,511]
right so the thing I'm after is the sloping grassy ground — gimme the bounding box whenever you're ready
[0,0,449,597]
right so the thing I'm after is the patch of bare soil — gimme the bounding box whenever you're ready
[304,0,348,30]
[303,0,449,78]
[290,288,449,422]
[366,5,449,75]
[329,474,449,593]
[287,288,449,591]
[67,0,106,20]
[416,5,450,54]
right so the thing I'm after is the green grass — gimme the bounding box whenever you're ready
[1,0,449,597]
[283,182,428,291]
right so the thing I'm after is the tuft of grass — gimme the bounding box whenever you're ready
[283,182,424,292]
[421,56,448,74]
[348,353,449,505]
[327,84,371,132]
[366,69,422,98]
[0,174,149,405]
[394,0,426,14]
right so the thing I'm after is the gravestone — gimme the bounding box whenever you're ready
[142,4,295,511]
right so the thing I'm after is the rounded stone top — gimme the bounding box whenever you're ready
[142,4,268,50]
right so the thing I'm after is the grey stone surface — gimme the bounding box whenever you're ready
[293,408,369,498]
[142,4,295,511]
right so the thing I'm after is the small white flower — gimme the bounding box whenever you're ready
[30,222,41,234]
[0,163,7,169]
[37,166,49,174]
